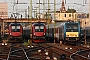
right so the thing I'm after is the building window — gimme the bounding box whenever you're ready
[65,14,66,17]
[69,14,71,17]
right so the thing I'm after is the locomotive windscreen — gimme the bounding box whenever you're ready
[34,24,44,32]
[11,26,20,32]
[66,23,78,32]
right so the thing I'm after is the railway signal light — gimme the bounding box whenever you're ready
[45,52,48,55]
[46,57,50,60]
[2,43,4,45]
[53,57,57,60]
[28,46,30,47]
[60,54,66,60]
[65,47,68,49]
[88,53,90,58]
[31,46,34,48]
[1,43,7,45]
[87,45,89,48]
[70,48,72,49]
[5,43,7,45]
[38,50,41,52]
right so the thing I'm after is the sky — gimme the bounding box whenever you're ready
[0,0,89,18]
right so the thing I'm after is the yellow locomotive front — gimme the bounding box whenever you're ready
[66,32,79,41]
[65,22,80,42]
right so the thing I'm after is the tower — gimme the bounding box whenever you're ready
[60,0,66,13]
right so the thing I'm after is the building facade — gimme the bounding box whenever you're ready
[55,12,77,21]
[0,2,8,19]
[55,12,89,28]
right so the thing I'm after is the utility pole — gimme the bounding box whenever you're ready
[29,0,32,46]
[33,10,36,18]
[30,0,32,19]
[48,0,50,19]
[54,0,56,20]
[43,0,45,13]
[89,0,90,20]
[47,0,50,43]
[54,0,56,43]
[28,6,29,18]
[25,9,27,18]
[39,0,40,19]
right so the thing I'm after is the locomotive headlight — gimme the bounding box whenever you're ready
[44,33,45,35]
[10,33,11,35]
[34,33,35,35]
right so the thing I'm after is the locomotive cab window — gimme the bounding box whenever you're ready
[34,25,44,32]
[66,23,78,32]
[16,26,20,29]
[35,26,39,29]
[11,26,20,32]
[12,26,15,29]
[66,24,78,29]
[40,26,44,29]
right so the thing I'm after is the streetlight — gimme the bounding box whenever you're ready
[85,21,86,45]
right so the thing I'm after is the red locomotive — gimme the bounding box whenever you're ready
[8,23,23,42]
[32,23,46,43]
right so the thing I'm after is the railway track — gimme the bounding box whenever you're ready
[7,43,30,60]
[70,44,90,60]
[8,43,52,60]
[77,50,90,58]
[44,43,90,60]
[0,42,90,60]
[26,43,53,60]
[71,49,90,60]
[0,43,10,60]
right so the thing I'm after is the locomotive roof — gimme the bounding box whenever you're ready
[9,23,22,26]
[65,21,79,24]
[23,23,45,30]
[32,23,45,26]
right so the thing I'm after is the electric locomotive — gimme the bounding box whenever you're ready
[8,23,23,42]
[46,21,81,44]
[63,21,80,43]
[32,23,46,43]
